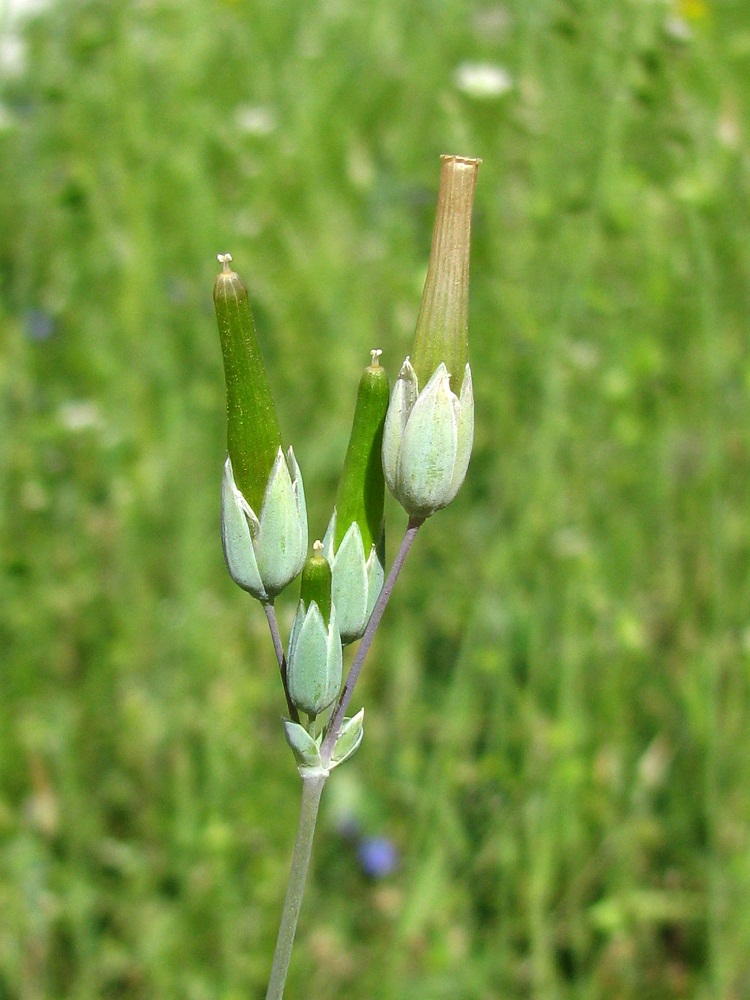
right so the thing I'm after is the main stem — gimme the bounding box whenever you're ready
[265,771,327,1000]
[264,517,422,997]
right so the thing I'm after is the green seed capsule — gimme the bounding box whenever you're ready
[300,541,332,627]
[410,155,480,393]
[334,350,390,552]
[287,540,342,718]
[214,254,283,515]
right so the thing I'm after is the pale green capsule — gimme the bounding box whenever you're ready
[287,543,343,719]
[221,447,307,601]
[322,515,385,645]
[382,359,474,519]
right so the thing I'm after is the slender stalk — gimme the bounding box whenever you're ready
[264,517,421,997]
[263,601,300,723]
[320,517,423,763]
[265,772,327,1000]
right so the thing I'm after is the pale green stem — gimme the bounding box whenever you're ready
[265,771,327,1000]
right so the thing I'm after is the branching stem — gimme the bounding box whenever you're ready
[263,601,300,723]
[264,517,422,997]
[320,516,423,763]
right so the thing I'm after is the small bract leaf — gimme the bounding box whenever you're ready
[331,709,365,768]
[282,718,323,769]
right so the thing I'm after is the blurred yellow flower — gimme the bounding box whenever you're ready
[678,0,707,19]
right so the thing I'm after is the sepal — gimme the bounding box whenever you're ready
[287,600,343,718]
[221,456,266,598]
[382,358,419,497]
[220,448,307,601]
[450,364,474,496]
[323,513,385,644]
[256,447,308,594]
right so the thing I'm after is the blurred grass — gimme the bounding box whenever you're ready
[1,0,750,997]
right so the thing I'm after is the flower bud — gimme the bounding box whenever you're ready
[215,255,307,600]
[323,350,389,644]
[382,155,480,519]
[287,542,343,720]
[382,358,473,519]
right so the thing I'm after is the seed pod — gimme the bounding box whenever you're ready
[323,351,389,644]
[215,255,307,601]
[300,541,333,627]
[334,350,390,553]
[287,542,343,719]
[410,155,480,393]
[214,254,282,515]
[383,155,479,520]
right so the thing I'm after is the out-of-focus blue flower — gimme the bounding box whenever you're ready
[334,812,361,843]
[357,836,399,879]
[24,308,55,342]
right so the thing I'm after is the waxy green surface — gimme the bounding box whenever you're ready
[334,354,389,552]
[214,258,283,514]
[300,545,332,627]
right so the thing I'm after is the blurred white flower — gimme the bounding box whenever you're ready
[662,15,692,44]
[7,0,50,17]
[57,401,103,433]
[235,104,277,136]
[2,0,52,77]
[0,35,25,77]
[454,61,513,99]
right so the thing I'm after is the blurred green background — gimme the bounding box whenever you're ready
[2,0,750,997]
